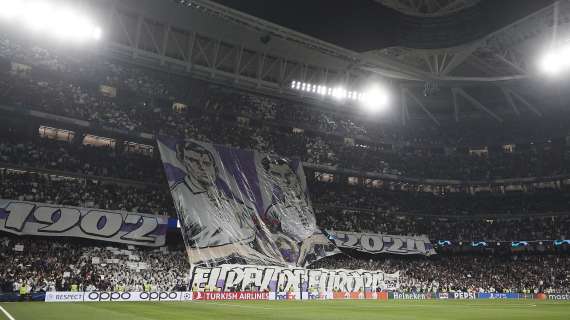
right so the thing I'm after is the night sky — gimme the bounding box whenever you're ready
[212,0,555,51]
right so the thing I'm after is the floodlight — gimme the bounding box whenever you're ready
[0,0,23,19]
[539,52,563,74]
[332,87,347,100]
[52,7,78,39]
[539,44,570,75]
[92,26,102,40]
[0,0,102,42]
[72,17,95,41]
[361,85,389,112]
[24,1,53,31]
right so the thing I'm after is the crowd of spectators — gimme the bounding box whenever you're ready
[1,35,570,181]
[311,253,570,294]
[0,134,164,183]
[312,182,570,241]
[0,236,188,294]
[2,23,570,298]
[316,206,570,241]
[0,38,186,100]
[310,183,570,216]
[0,169,174,216]
[3,163,570,242]
[2,234,569,295]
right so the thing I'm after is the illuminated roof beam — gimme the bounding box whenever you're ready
[502,87,520,116]
[438,2,558,79]
[493,49,528,75]
[403,88,441,126]
[452,87,460,122]
[453,88,503,122]
[375,0,481,17]
[400,88,409,126]
[508,89,542,117]
[440,43,479,76]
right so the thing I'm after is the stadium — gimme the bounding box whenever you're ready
[0,0,570,319]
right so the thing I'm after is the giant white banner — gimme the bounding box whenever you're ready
[158,138,339,267]
[190,264,399,292]
[0,200,168,246]
[326,230,436,256]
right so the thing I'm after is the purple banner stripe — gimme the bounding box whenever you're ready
[0,208,8,219]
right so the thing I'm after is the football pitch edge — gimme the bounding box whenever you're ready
[1,300,570,320]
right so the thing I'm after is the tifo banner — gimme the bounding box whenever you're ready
[190,264,400,292]
[0,200,168,247]
[157,137,339,267]
[326,230,436,256]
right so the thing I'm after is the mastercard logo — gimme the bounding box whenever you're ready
[535,293,547,300]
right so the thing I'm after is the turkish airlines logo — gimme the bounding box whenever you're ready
[192,291,269,301]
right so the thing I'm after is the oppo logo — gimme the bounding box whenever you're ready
[87,292,131,301]
[139,292,179,300]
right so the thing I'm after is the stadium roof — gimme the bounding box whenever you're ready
[210,0,554,52]
[80,0,570,125]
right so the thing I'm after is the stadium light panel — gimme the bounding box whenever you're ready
[53,7,78,39]
[73,17,97,41]
[539,44,570,75]
[0,1,102,42]
[361,85,389,113]
[0,0,23,19]
[290,79,386,109]
[91,26,103,41]
[332,87,347,100]
[539,52,563,74]
[24,1,52,31]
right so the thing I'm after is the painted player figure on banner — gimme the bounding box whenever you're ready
[261,157,338,266]
[172,141,282,266]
